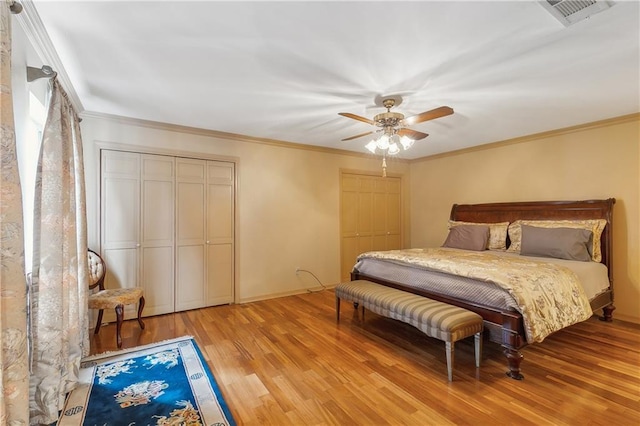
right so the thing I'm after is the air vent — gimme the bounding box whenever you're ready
[539,0,614,26]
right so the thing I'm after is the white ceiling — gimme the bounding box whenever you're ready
[32,0,640,159]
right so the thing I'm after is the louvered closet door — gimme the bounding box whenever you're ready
[340,173,402,281]
[175,158,207,311]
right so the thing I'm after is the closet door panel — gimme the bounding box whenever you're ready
[102,179,139,249]
[142,246,174,315]
[386,188,401,237]
[205,161,234,305]
[175,159,206,311]
[373,192,387,235]
[341,236,359,281]
[140,155,175,316]
[101,151,141,321]
[177,183,205,242]
[341,191,358,237]
[206,244,233,305]
[103,248,139,321]
[103,248,138,291]
[142,180,173,243]
[207,184,234,242]
[176,245,205,311]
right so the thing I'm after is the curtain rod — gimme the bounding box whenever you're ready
[10,1,23,14]
[27,65,57,82]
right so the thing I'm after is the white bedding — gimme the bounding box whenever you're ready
[354,248,610,343]
[498,251,610,300]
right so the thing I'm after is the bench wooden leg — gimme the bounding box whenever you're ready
[474,333,482,368]
[445,341,454,382]
[336,296,341,321]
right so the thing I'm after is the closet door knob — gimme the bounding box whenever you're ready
[206,241,210,244]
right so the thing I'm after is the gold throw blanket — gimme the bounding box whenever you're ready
[357,248,593,343]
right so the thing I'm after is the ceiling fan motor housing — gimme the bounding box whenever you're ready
[374,111,404,128]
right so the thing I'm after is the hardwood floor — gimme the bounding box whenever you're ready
[90,289,640,425]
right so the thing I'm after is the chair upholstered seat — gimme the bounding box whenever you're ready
[89,288,144,309]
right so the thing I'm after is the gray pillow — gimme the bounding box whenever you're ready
[520,225,593,262]
[442,225,489,251]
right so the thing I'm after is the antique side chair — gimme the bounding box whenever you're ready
[87,249,145,348]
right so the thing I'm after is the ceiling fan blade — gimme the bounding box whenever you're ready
[398,128,429,140]
[403,106,454,125]
[341,131,374,141]
[338,112,375,126]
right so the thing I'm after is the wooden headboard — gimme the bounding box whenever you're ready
[450,199,616,282]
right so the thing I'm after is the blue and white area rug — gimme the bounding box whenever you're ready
[57,336,235,425]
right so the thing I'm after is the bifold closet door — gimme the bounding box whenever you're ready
[103,151,235,316]
[175,159,235,311]
[340,173,402,281]
[101,151,141,320]
[206,161,234,306]
[140,155,175,316]
[101,151,175,319]
[175,159,207,311]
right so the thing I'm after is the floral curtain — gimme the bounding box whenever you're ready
[0,2,29,424]
[28,78,89,424]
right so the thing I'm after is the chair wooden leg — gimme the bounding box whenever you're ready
[115,304,124,348]
[94,309,104,334]
[137,296,146,330]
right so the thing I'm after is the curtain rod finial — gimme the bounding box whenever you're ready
[10,1,24,14]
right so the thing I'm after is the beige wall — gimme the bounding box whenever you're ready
[81,113,639,322]
[81,116,411,303]
[409,115,640,323]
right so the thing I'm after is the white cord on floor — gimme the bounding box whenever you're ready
[297,269,326,293]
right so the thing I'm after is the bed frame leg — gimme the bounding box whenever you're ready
[504,348,524,380]
[600,304,615,322]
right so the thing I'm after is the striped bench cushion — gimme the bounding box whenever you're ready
[335,280,484,381]
[335,280,482,343]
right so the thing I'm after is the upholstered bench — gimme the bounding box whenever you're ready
[335,280,484,381]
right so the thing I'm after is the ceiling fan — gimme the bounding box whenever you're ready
[338,98,454,144]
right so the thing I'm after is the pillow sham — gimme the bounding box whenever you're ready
[507,219,606,262]
[520,225,593,262]
[448,220,509,250]
[442,225,490,251]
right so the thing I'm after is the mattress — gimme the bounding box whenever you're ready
[352,250,610,313]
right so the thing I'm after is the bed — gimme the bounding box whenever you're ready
[350,199,616,380]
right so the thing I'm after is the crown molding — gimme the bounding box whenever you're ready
[80,110,411,163]
[13,0,83,113]
[411,112,640,163]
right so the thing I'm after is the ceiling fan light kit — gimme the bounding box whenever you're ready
[339,98,454,175]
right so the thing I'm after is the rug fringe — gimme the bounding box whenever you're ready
[83,335,195,362]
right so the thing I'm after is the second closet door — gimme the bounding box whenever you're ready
[140,155,175,316]
[175,158,235,311]
[176,159,207,311]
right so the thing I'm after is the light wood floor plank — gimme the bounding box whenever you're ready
[90,289,640,425]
